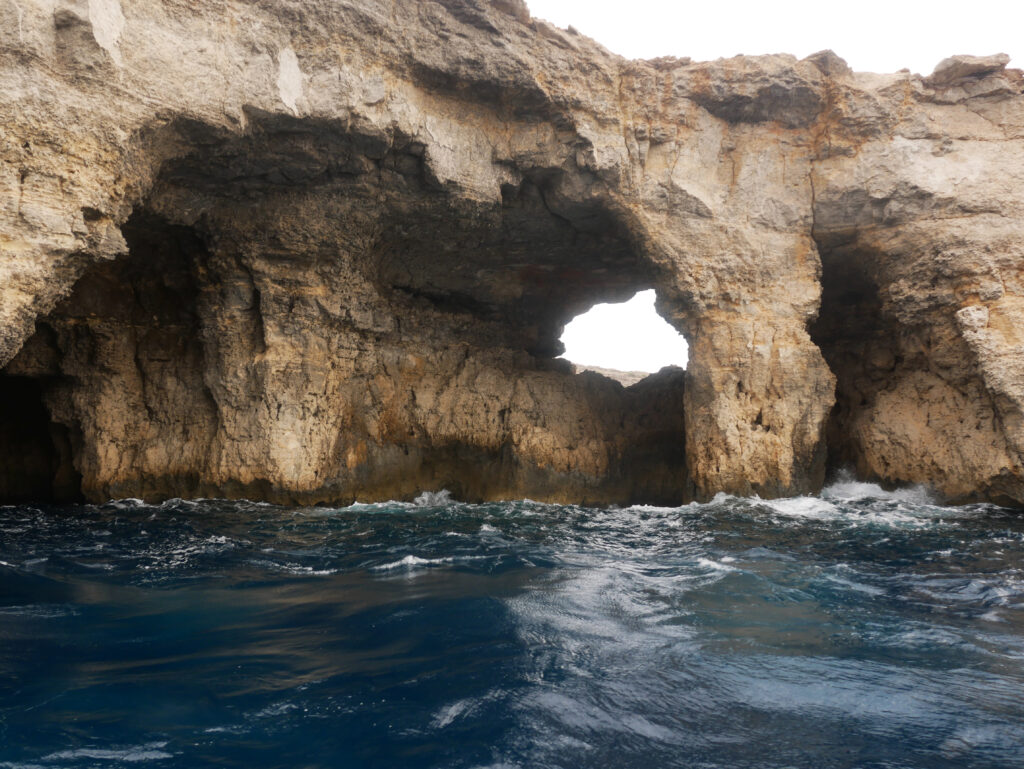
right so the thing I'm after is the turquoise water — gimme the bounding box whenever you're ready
[1,481,1023,768]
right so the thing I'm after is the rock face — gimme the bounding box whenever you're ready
[0,0,1022,506]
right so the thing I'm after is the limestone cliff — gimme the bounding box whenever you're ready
[0,0,1021,506]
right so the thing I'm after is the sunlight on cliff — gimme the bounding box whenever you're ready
[559,290,688,373]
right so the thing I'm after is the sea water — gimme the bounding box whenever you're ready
[1,481,1022,768]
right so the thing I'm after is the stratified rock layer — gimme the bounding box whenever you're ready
[1,0,1022,505]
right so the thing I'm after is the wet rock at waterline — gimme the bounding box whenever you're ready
[1,0,1022,506]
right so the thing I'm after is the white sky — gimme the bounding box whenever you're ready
[526,0,1021,75]
[560,290,688,372]
[549,0,1020,372]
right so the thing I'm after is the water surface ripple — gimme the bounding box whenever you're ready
[1,481,1023,768]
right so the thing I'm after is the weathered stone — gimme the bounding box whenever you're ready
[0,0,1022,506]
[803,49,852,78]
[927,53,1011,85]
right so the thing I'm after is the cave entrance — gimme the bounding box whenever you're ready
[0,374,81,503]
[559,289,689,379]
[0,207,216,504]
[809,239,892,478]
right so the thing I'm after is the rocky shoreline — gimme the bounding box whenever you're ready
[1,0,1022,506]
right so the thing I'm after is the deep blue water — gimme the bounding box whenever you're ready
[1,480,1023,768]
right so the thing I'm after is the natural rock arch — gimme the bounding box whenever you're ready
[2,112,694,505]
[1,1,1022,506]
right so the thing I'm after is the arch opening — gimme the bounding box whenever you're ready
[558,289,689,381]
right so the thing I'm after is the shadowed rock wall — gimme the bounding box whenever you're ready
[1,1,1022,505]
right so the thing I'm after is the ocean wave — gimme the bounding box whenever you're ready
[0,604,78,618]
[372,554,455,572]
[695,557,737,573]
[623,504,687,515]
[312,489,457,514]
[754,489,951,529]
[102,498,147,509]
[244,558,339,576]
[759,495,843,519]
[822,472,936,505]
[40,742,172,762]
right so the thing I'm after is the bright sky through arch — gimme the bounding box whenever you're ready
[560,290,688,372]
[525,0,1021,76]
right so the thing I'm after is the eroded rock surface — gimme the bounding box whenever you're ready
[1,0,1021,505]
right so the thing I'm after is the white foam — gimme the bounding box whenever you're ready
[703,491,741,506]
[332,490,457,512]
[755,487,949,529]
[760,496,842,519]
[414,489,453,507]
[432,698,473,729]
[0,604,77,618]
[624,504,685,514]
[373,554,454,572]
[43,742,171,762]
[329,500,413,513]
[245,559,337,576]
[76,561,115,571]
[665,472,943,523]
[106,498,145,509]
[696,557,736,573]
[202,724,250,737]
[822,472,936,505]
[253,701,298,718]
[275,565,337,576]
